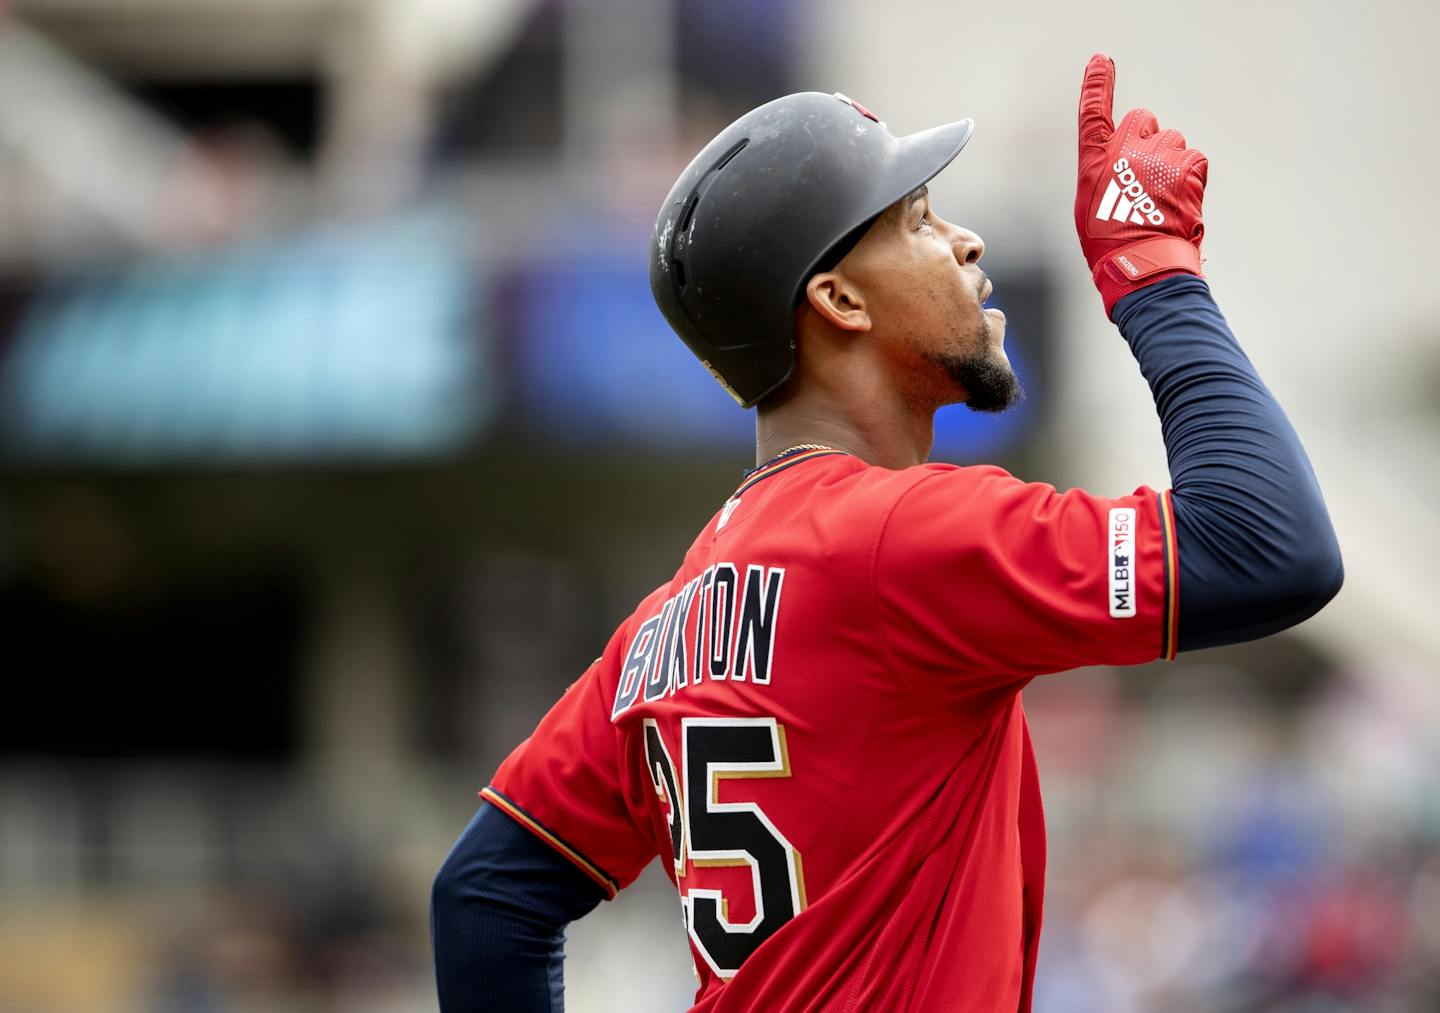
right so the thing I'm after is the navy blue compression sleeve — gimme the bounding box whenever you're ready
[431,801,606,1012]
[1112,275,1343,651]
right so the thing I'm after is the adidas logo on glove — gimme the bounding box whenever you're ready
[1095,158,1165,226]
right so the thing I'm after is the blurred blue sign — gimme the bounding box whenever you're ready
[1,214,489,463]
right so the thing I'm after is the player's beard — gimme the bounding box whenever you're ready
[925,320,1024,413]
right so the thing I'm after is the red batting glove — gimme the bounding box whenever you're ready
[1075,53,1208,319]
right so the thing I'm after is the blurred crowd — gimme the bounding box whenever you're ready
[1029,662,1440,1013]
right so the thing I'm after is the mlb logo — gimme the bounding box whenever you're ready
[1108,508,1136,618]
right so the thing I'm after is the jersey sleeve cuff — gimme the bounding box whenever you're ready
[479,786,622,899]
[1158,489,1179,661]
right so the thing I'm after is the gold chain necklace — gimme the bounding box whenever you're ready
[747,443,840,475]
[740,443,843,484]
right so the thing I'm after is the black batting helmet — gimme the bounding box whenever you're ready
[649,91,974,408]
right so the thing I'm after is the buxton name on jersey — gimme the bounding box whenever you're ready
[612,560,786,717]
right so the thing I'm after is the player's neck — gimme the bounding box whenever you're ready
[754,384,934,470]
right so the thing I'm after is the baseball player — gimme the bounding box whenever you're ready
[432,54,1342,1012]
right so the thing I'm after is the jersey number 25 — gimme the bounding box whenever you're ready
[643,716,808,979]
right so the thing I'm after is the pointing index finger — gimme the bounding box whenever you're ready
[1079,52,1116,147]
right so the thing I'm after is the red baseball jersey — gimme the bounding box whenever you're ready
[482,448,1177,1012]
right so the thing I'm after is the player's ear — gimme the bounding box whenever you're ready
[804,271,871,333]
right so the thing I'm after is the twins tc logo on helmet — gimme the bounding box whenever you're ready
[1095,158,1166,226]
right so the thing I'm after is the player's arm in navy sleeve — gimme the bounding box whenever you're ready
[1114,274,1343,651]
[431,801,606,1012]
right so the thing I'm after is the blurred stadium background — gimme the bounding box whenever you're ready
[0,1,1437,1010]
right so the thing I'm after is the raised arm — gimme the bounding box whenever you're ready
[1075,54,1342,651]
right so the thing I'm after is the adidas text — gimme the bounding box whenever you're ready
[1095,157,1166,227]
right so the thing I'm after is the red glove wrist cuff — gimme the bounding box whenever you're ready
[1095,235,1204,319]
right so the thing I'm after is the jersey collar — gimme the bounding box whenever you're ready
[735,446,849,497]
